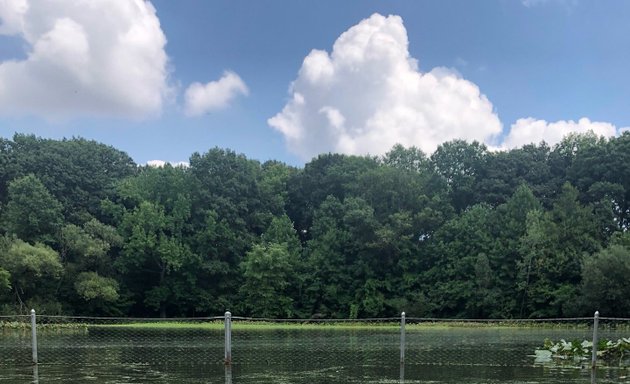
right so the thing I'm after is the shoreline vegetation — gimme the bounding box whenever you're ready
[535,337,630,367]
[3,319,627,331]
[1,134,630,320]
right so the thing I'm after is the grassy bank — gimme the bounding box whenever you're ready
[52,320,600,331]
[94,320,400,331]
[2,318,619,331]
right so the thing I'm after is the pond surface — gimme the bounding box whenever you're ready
[1,326,629,383]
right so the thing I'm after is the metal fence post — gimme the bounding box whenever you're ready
[591,310,599,370]
[400,311,406,365]
[30,309,38,365]
[225,365,232,384]
[224,311,232,365]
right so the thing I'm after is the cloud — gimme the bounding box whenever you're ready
[522,0,549,7]
[268,13,626,160]
[268,13,502,161]
[184,71,248,117]
[455,57,468,67]
[0,0,169,119]
[0,0,28,35]
[503,117,620,149]
[521,0,578,8]
[146,160,189,168]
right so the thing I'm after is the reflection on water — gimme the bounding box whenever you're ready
[1,327,628,383]
[18,362,625,384]
[31,364,38,384]
[225,365,232,384]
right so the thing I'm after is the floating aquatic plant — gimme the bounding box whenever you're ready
[535,337,630,367]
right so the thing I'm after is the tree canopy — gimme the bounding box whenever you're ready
[0,133,628,318]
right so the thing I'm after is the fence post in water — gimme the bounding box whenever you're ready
[591,310,599,370]
[400,311,406,365]
[30,309,38,365]
[224,311,232,365]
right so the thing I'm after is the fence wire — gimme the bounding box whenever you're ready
[1,313,629,372]
[0,314,31,367]
[230,316,402,369]
[8,315,226,367]
[404,317,597,367]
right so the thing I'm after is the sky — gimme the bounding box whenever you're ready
[0,0,628,166]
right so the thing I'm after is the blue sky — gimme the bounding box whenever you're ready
[0,0,628,166]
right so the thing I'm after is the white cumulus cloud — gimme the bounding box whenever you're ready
[184,71,248,117]
[0,0,170,119]
[268,13,502,161]
[0,0,28,35]
[503,117,620,149]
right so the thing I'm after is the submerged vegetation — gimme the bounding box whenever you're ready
[0,133,630,319]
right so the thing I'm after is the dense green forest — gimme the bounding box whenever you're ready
[0,132,629,319]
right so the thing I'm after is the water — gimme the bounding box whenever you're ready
[1,326,629,383]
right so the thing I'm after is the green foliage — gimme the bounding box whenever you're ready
[241,243,296,318]
[424,204,495,317]
[537,338,630,367]
[286,153,379,235]
[610,231,630,248]
[0,135,628,318]
[516,183,602,318]
[431,140,487,212]
[3,174,63,244]
[118,200,193,316]
[477,144,553,206]
[581,244,630,316]
[8,134,136,223]
[485,185,542,317]
[0,267,10,292]
[0,238,63,313]
[74,272,119,302]
[382,144,428,173]
[1,239,63,282]
[261,214,301,256]
[259,160,296,216]
[60,220,121,269]
[110,165,198,317]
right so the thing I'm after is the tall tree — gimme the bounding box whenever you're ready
[516,209,556,317]
[9,134,136,223]
[188,149,269,313]
[581,233,630,316]
[2,174,63,245]
[0,238,63,314]
[115,165,195,317]
[57,219,124,315]
[303,196,385,317]
[431,140,487,212]
[259,160,296,217]
[423,204,495,317]
[241,214,304,317]
[476,144,553,206]
[382,144,429,173]
[489,185,542,317]
[517,183,600,317]
[240,243,297,317]
[286,154,379,237]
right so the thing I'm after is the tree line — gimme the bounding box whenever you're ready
[0,132,629,319]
